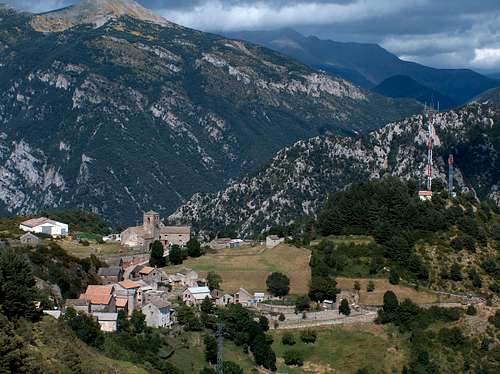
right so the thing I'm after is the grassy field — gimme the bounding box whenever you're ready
[164,244,311,294]
[59,239,134,260]
[165,331,255,372]
[310,235,374,247]
[336,277,460,306]
[271,323,408,373]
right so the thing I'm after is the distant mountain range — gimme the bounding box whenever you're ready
[225,29,500,110]
[0,1,421,225]
[372,75,455,110]
[172,103,500,236]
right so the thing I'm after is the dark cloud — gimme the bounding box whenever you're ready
[4,0,500,72]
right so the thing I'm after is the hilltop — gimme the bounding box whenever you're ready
[171,103,500,236]
[226,28,499,109]
[0,2,421,226]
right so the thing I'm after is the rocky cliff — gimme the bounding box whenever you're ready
[0,1,422,225]
[171,104,500,236]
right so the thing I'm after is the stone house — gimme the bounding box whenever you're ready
[131,265,164,285]
[115,297,128,315]
[79,285,115,313]
[265,235,285,249]
[183,286,211,306]
[142,299,172,328]
[233,288,253,305]
[20,232,40,246]
[65,299,90,314]
[209,238,232,250]
[98,266,124,284]
[114,280,143,316]
[167,268,199,289]
[121,211,190,250]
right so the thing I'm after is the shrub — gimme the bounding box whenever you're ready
[281,332,295,345]
[450,263,463,281]
[488,310,500,329]
[283,349,304,366]
[389,270,400,285]
[354,281,361,291]
[339,299,351,316]
[300,330,317,344]
[278,313,285,322]
[367,280,375,292]
[466,305,477,316]
[295,295,310,312]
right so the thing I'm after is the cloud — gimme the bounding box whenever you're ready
[472,48,500,69]
[159,0,422,31]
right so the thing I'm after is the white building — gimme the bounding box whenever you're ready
[266,235,285,249]
[19,217,69,237]
[92,312,118,332]
[183,286,211,306]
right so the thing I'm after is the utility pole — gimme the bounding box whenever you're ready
[216,321,224,374]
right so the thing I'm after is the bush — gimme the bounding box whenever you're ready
[488,310,500,329]
[450,263,463,281]
[281,332,296,345]
[278,313,286,322]
[295,295,310,312]
[300,330,317,344]
[266,272,290,297]
[389,270,400,285]
[466,305,477,316]
[367,280,375,292]
[339,299,351,316]
[283,349,304,366]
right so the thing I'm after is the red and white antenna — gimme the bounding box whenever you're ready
[426,111,434,192]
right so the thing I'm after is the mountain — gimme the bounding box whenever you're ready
[372,75,456,109]
[0,1,422,226]
[171,103,500,236]
[472,87,500,105]
[225,29,499,109]
[487,72,500,80]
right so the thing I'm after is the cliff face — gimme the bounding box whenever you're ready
[171,104,500,236]
[0,4,421,225]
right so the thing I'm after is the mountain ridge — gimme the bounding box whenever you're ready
[30,0,172,32]
[225,29,499,109]
[171,103,500,236]
[0,5,421,225]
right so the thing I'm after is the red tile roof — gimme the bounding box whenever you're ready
[139,266,155,275]
[80,285,113,305]
[119,279,141,289]
[115,298,128,308]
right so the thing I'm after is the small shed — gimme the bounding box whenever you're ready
[20,232,40,246]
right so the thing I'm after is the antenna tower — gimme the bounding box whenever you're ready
[426,110,434,191]
[448,154,454,197]
[216,321,224,374]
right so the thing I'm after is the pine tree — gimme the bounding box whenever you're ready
[0,248,37,320]
[149,240,166,267]
[339,299,351,316]
[187,238,202,258]
[203,335,217,364]
[169,245,183,265]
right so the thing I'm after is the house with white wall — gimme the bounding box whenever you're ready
[19,217,69,237]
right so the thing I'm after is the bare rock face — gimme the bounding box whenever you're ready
[171,104,500,237]
[31,0,172,32]
[0,4,421,226]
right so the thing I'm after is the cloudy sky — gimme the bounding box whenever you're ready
[6,0,500,73]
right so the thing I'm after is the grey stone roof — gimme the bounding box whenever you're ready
[97,266,122,277]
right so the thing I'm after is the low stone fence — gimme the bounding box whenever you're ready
[273,311,377,330]
[255,303,296,314]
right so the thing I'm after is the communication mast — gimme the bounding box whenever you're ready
[418,108,435,201]
[448,154,455,197]
[216,321,224,374]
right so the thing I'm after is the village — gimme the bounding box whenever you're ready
[11,210,416,335]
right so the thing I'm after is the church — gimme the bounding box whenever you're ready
[121,211,191,250]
